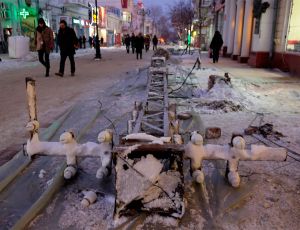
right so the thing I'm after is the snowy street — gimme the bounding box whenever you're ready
[0,47,152,163]
[0,47,300,229]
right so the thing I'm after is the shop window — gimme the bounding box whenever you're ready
[286,0,300,52]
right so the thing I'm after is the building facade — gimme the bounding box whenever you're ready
[192,0,213,50]
[0,0,91,53]
[210,0,300,75]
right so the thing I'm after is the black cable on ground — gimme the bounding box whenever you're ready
[169,57,201,95]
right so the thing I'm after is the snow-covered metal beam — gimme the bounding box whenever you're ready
[185,132,287,187]
[26,120,113,180]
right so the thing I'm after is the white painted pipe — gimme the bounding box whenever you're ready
[26,123,114,180]
[124,133,171,144]
[81,191,97,207]
[64,165,77,179]
[26,78,37,122]
[184,132,287,187]
[127,120,134,134]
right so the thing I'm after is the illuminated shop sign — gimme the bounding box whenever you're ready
[20,8,29,19]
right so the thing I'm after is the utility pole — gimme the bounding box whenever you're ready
[198,0,202,56]
[94,0,101,59]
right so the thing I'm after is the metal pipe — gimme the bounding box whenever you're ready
[26,77,37,122]
[95,0,101,59]
[270,0,279,61]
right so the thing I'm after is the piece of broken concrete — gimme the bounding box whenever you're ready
[205,127,221,139]
[177,112,192,120]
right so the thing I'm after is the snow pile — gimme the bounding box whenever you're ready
[193,78,243,102]
[189,75,248,114]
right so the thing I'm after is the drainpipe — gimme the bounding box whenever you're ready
[269,0,279,64]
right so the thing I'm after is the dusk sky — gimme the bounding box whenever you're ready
[142,0,176,11]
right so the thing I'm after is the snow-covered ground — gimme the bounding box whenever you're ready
[0,47,125,71]
[1,48,300,229]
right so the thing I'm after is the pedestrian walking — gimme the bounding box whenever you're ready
[125,34,131,54]
[152,35,158,51]
[100,37,104,46]
[78,36,82,49]
[144,34,150,52]
[35,18,54,77]
[209,31,223,63]
[55,20,79,77]
[135,33,144,60]
[89,36,93,48]
[130,33,136,54]
[82,35,86,49]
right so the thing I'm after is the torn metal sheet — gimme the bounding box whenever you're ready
[113,144,185,220]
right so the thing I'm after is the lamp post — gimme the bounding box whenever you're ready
[94,0,101,59]
[137,8,150,35]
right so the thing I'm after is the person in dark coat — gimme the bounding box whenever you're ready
[55,20,79,77]
[130,33,136,54]
[209,31,223,63]
[144,34,150,52]
[124,34,131,54]
[82,35,86,49]
[152,35,158,51]
[35,18,54,77]
[78,36,82,49]
[89,36,93,48]
[135,33,144,60]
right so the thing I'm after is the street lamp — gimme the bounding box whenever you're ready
[94,0,101,60]
[137,8,150,35]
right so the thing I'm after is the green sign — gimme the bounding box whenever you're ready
[20,8,29,19]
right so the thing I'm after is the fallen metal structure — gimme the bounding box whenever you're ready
[0,55,291,229]
[112,55,288,222]
[113,56,185,220]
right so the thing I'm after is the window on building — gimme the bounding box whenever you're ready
[286,0,300,52]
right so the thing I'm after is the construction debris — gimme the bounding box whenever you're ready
[113,144,185,219]
[208,73,231,91]
[205,127,221,139]
[244,123,284,139]
[196,100,243,113]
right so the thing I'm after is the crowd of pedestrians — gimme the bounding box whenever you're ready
[35,17,161,77]
[123,33,159,60]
